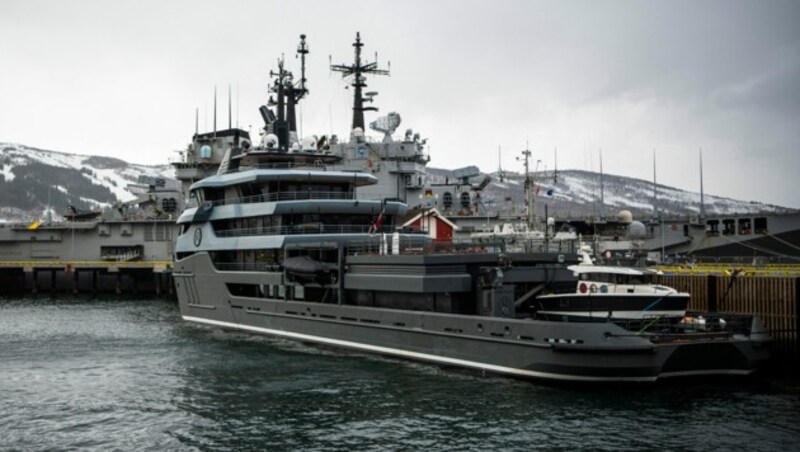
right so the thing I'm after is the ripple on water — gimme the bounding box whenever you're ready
[1,296,799,451]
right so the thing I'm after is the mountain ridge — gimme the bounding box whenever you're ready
[1,141,794,222]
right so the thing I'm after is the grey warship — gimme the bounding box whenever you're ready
[173,34,770,383]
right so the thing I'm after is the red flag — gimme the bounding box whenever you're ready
[369,209,385,234]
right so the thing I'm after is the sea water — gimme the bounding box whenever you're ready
[1,297,799,451]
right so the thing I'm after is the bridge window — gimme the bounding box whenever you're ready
[162,197,178,213]
[460,192,471,209]
[754,217,768,234]
[738,218,752,235]
[443,192,453,210]
[722,219,736,235]
[706,219,719,236]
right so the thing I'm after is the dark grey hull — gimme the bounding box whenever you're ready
[175,255,770,383]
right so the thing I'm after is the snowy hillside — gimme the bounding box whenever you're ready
[0,143,175,220]
[430,168,794,219]
[0,141,794,222]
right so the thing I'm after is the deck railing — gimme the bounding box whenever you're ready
[214,224,404,238]
[210,190,356,207]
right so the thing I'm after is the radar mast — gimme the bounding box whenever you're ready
[331,32,390,132]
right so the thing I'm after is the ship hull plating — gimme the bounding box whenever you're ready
[175,254,769,383]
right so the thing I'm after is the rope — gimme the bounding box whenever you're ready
[640,296,665,312]
[636,315,664,335]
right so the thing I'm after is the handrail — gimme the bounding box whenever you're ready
[209,190,356,207]
[214,224,405,238]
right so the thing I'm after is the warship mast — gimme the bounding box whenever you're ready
[331,32,390,132]
[518,145,534,229]
[287,34,310,135]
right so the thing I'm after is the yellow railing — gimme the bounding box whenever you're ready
[653,264,800,277]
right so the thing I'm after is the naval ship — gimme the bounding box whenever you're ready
[172,34,771,383]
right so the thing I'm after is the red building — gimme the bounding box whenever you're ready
[402,208,459,243]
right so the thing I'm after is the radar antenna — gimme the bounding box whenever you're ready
[331,32,390,132]
[369,112,402,142]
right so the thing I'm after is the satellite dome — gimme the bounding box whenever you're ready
[628,221,647,239]
[290,142,301,152]
[617,210,633,224]
[265,134,279,150]
[547,217,555,226]
[301,136,317,152]
[352,127,365,137]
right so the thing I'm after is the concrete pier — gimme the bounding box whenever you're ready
[0,260,174,298]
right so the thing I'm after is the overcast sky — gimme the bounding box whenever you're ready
[1,0,798,207]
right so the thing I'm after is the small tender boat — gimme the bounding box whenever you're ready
[535,253,689,321]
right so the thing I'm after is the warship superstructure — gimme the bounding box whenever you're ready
[172,34,771,383]
[0,175,181,293]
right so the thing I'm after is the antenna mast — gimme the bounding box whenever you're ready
[518,142,534,229]
[498,146,503,182]
[653,149,658,220]
[554,147,558,183]
[331,32,390,132]
[699,148,706,221]
[599,148,605,221]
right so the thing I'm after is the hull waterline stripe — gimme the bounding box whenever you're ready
[182,315,656,383]
[539,310,684,319]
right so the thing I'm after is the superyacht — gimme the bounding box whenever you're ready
[173,34,771,383]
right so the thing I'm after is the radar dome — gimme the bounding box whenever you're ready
[617,210,633,224]
[301,136,317,152]
[352,127,364,137]
[628,221,647,239]
[265,134,279,150]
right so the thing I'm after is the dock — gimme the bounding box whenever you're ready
[655,273,799,363]
[0,260,174,296]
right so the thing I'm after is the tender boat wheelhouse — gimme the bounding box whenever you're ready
[535,264,690,321]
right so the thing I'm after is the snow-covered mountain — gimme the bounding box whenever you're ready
[1,142,794,222]
[0,143,175,221]
[429,168,795,219]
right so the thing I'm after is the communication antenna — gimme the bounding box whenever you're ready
[497,146,503,182]
[213,85,217,137]
[653,149,658,220]
[517,140,534,228]
[553,147,558,183]
[699,148,706,221]
[195,107,199,136]
[228,84,232,130]
[236,81,240,128]
[599,148,605,221]
[331,32,390,131]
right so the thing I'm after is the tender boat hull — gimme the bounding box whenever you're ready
[534,294,690,321]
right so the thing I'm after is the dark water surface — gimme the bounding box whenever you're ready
[1,297,799,451]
